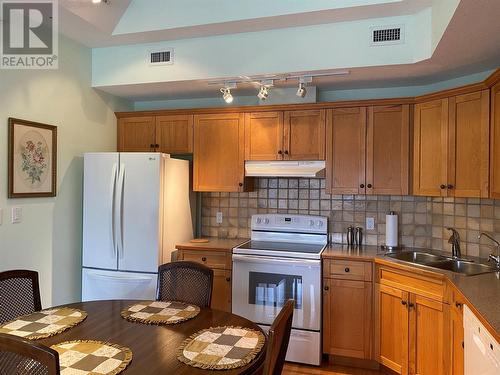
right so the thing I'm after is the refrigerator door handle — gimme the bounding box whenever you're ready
[109,163,117,257]
[116,164,125,259]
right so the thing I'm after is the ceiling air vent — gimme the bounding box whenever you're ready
[370,25,405,46]
[149,49,174,66]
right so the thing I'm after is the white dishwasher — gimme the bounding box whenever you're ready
[464,305,500,375]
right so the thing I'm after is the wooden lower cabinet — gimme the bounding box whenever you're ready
[450,291,466,375]
[323,278,373,359]
[323,259,374,363]
[377,268,451,375]
[176,249,232,313]
[212,268,232,312]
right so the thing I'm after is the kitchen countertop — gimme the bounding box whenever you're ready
[323,243,500,342]
[176,238,248,252]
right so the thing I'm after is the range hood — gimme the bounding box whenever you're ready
[245,160,326,178]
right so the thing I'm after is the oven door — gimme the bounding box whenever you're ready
[232,254,321,331]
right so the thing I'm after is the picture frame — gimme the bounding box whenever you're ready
[8,118,57,198]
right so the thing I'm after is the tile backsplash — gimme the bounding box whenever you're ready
[201,178,500,259]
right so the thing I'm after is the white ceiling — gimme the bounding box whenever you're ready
[59,0,500,101]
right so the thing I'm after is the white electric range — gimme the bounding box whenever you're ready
[232,213,327,366]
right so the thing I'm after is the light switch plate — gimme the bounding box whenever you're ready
[11,207,22,224]
[366,217,375,231]
[216,211,223,224]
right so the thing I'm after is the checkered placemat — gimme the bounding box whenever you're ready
[51,340,132,375]
[177,326,265,370]
[0,307,87,340]
[121,300,200,325]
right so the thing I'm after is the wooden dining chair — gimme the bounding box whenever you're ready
[262,300,295,375]
[157,261,214,308]
[0,333,60,375]
[0,270,42,324]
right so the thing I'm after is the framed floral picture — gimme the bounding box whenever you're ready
[8,118,57,198]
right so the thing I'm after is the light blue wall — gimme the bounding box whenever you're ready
[134,69,494,110]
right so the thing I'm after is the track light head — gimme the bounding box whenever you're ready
[257,85,269,101]
[220,87,233,104]
[296,82,307,98]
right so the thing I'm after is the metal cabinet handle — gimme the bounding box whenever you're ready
[408,302,415,308]
[447,184,454,189]
[278,150,283,155]
[360,184,365,188]
[367,184,372,188]
[344,267,350,273]
[225,277,231,282]
[455,302,462,308]
[239,182,243,187]
[401,300,407,306]
[201,257,207,261]
[324,286,329,291]
[440,184,446,189]
[284,150,289,155]
[150,144,155,149]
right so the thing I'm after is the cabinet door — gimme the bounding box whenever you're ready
[326,107,366,194]
[448,91,490,197]
[490,82,500,198]
[409,294,449,375]
[211,269,232,313]
[367,105,409,195]
[117,116,155,152]
[244,112,283,160]
[193,113,246,192]
[323,279,372,359]
[155,115,193,154]
[413,99,449,196]
[450,299,465,375]
[378,284,409,375]
[284,109,326,160]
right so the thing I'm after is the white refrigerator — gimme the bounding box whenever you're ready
[82,153,193,301]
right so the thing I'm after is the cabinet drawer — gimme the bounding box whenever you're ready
[179,250,229,269]
[326,260,372,281]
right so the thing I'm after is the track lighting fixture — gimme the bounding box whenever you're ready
[296,82,307,98]
[257,85,269,101]
[220,87,233,104]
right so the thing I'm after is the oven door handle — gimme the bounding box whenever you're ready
[232,254,320,266]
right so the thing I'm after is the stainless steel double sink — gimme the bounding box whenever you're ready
[385,251,499,276]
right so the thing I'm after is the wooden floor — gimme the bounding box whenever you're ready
[283,362,382,375]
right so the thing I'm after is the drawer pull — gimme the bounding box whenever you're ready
[225,277,231,282]
[324,286,329,291]
[201,257,207,262]
[344,267,350,273]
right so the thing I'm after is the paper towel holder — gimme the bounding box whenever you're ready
[384,211,400,252]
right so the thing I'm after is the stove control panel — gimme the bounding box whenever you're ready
[251,214,328,234]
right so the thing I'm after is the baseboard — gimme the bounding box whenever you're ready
[328,354,380,370]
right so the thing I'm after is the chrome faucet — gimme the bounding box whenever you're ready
[447,228,461,259]
[478,232,500,268]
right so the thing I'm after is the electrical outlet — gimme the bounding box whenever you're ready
[366,217,375,231]
[216,211,223,224]
[11,207,22,224]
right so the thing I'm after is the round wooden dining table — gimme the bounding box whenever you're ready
[38,300,266,375]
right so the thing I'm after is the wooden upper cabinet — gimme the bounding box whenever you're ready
[327,107,366,194]
[366,105,410,195]
[490,82,500,198]
[244,112,283,160]
[448,91,490,198]
[117,116,156,152]
[413,99,449,196]
[155,115,193,154]
[193,113,247,192]
[284,109,326,160]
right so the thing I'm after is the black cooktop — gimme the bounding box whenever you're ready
[237,240,325,254]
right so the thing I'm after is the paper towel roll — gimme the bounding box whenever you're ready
[386,212,398,248]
